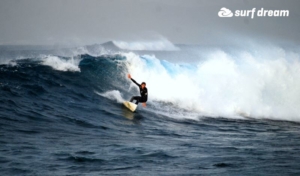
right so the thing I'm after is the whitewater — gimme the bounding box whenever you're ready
[1,40,300,175]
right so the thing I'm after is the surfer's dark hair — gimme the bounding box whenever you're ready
[141,82,146,85]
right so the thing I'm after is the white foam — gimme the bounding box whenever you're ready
[121,47,300,122]
[95,90,125,103]
[41,55,80,72]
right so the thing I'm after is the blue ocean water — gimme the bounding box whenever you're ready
[1,42,300,175]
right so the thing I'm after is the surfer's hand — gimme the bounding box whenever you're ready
[127,74,131,79]
[142,103,146,107]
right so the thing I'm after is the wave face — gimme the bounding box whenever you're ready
[2,43,300,122]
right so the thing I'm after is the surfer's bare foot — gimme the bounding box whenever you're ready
[127,74,131,79]
[142,103,146,107]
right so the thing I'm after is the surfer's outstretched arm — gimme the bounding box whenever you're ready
[131,78,140,87]
[127,74,140,87]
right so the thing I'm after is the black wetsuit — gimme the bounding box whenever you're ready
[130,78,148,105]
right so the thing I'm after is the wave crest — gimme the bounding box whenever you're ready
[41,55,80,72]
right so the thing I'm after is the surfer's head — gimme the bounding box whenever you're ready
[141,82,146,88]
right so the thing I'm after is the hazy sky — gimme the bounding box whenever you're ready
[0,0,299,46]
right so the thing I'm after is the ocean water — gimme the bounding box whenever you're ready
[1,41,300,175]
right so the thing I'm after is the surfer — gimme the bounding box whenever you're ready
[127,74,147,107]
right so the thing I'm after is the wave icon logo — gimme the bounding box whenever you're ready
[218,7,233,17]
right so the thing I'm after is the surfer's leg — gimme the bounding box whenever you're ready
[130,96,140,104]
[130,96,135,102]
[135,97,140,105]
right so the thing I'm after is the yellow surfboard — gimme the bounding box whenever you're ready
[123,101,137,112]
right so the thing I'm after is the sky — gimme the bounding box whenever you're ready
[0,0,299,46]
